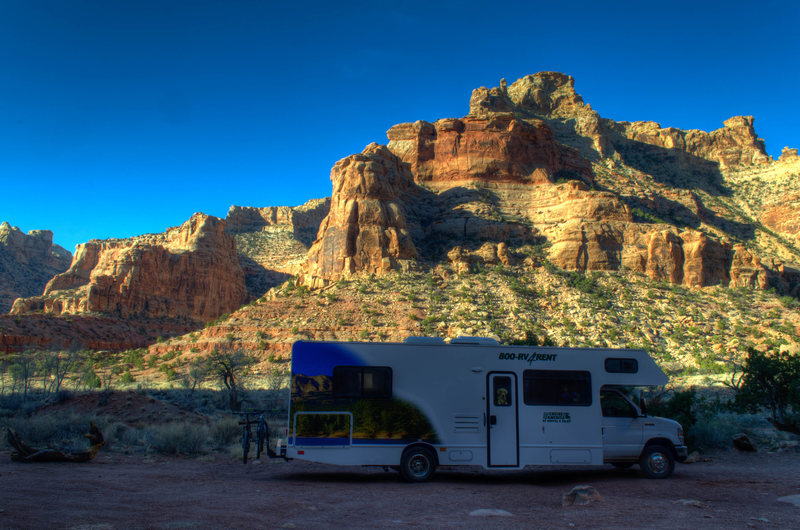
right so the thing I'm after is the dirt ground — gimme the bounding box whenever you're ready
[1,448,799,529]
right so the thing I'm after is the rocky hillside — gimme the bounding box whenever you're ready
[0,222,71,313]
[148,260,800,380]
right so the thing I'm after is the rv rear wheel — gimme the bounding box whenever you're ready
[400,447,436,482]
[639,445,675,479]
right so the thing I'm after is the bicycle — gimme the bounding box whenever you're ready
[237,412,269,464]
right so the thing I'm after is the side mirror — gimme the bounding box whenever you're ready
[639,398,648,417]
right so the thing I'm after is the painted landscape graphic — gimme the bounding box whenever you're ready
[291,372,439,444]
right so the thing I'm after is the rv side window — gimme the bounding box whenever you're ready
[333,366,392,398]
[523,370,592,406]
[604,358,638,373]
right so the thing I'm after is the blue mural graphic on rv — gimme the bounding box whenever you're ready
[290,341,440,445]
[292,341,364,377]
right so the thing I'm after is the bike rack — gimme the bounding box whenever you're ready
[235,411,291,463]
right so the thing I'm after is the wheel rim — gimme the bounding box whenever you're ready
[408,454,430,478]
[647,452,667,474]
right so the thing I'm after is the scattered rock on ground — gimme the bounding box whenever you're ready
[562,485,602,507]
[684,451,701,463]
[674,499,708,508]
[777,495,800,507]
[733,433,757,452]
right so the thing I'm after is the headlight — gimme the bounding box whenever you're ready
[677,425,685,445]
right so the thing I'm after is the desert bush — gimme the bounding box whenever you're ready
[732,348,800,433]
[210,416,240,448]
[690,412,766,450]
[646,388,727,450]
[3,412,99,446]
[149,422,209,456]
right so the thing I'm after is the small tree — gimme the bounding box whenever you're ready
[205,348,255,411]
[182,357,208,392]
[733,348,800,434]
[50,349,81,394]
[9,351,37,396]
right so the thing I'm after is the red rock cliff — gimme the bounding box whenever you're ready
[11,213,247,322]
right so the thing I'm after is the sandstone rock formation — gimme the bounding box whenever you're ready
[299,71,800,295]
[386,114,586,189]
[11,214,246,322]
[447,242,515,273]
[300,143,417,287]
[497,72,771,170]
[225,198,330,297]
[0,222,71,313]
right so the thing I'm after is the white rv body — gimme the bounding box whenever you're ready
[285,337,687,479]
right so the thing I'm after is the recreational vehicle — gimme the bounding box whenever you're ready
[280,337,687,481]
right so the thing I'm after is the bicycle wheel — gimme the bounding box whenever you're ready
[242,425,250,464]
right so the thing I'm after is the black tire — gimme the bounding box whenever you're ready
[612,462,634,469]
[242,426,250,464]
[639,445,675,479]
[400,447,436,482]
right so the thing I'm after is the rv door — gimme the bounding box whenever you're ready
[487,372,519,467]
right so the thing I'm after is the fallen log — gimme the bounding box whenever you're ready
[7,422,104,463]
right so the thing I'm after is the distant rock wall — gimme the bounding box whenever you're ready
[226,199,330,297]
[0,222,72,313]
[11,214,246,321]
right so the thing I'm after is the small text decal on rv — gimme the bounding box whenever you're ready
[543,412,571,423]
[497,352,557,363]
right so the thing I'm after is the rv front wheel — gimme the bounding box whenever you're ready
[639,445,675,479]
[400,447,436,482]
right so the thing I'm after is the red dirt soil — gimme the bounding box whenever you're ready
[1,449,799,528]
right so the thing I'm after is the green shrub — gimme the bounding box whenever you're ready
[733,348,800,433]
[149,423,209,455]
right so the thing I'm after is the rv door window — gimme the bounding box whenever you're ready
[523,370,592,406]
[333,366,392,398]
[493,376,512,406]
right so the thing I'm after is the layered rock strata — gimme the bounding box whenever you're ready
[11,214,246,321]
[0,222,71,313]
[300,144,417,287]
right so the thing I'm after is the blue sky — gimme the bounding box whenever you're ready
[1,0,798,252]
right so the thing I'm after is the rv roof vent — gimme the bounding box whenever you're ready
[404,336,446,345]
[450,336,499,345]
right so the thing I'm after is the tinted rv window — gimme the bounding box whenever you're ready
[333,366,362,397]
[523,370,592,406]
[604,358,638,373]
[333,366,392,398]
